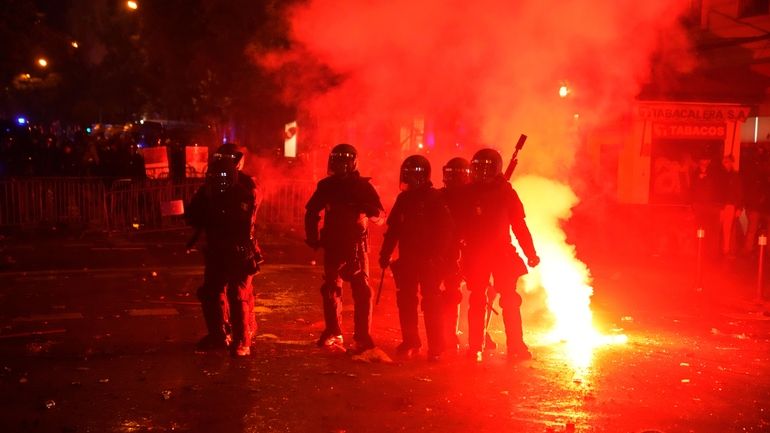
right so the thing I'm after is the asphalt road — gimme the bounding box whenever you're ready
[0,233,769,433]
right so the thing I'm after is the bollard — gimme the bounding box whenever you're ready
[695,228,705,292]
[758,235,767,301]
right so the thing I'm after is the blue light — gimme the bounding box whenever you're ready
[16,117,27,125]
[86,127,92,133]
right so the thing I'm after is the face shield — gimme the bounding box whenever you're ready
[206,160,237,194]
[327,151,357,176]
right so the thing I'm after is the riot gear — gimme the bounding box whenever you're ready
[438,156,470,352]
[381,168,453,361]
[399,155,431,191]
[327,143,358,176]
[460,171,539,362]
[206,158,238,194]
[213,142,244,165]
[442,157,470,189]
[470,148,503,184]
[186,158,261,357]
[306,144,384,353]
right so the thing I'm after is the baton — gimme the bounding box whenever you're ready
[483,291,500,338]
[375,267,386,305]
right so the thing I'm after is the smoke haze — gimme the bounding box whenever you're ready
[262,0,692,348]
[264,0,690,180]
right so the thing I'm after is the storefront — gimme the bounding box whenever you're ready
[617,101,752,204]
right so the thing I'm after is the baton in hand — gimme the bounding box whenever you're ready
[375,267,386,305]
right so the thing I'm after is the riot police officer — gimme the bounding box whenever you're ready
[440,157,498,353]
[439,157,469,352]
[461,148,539,362]
[379,155,454,361]
[305,143,384,354]
[185,143,261,357]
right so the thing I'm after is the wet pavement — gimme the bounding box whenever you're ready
[0,231,769,433]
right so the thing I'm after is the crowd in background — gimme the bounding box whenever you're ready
[690,149,770,257]
[0,120,147,179]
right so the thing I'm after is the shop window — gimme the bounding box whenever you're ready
[739,0,770,17]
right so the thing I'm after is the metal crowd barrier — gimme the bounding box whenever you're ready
[257,180,316,229]
[0,177,317,232]
[105,179,201,231]
[0,177,107,227]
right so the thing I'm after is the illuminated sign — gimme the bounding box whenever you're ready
[639,103,751,123]
[284,121,298,158]
[652,122,727,139]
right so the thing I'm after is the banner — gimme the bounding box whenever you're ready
[141,146,169,180]
[160,200,185,216]
[185,146,208,178]
[284,121,298,158]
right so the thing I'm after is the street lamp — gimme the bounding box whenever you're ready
[71,41,79,48]
[126,0,138,10]
[37,57,48,68]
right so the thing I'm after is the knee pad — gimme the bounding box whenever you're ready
[468,289,487,310]
[197,285,221,303]
[320,283,342,298]
[499,290,522,310]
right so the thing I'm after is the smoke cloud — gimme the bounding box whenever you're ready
[262,0,692,350]
[264,0,690,180]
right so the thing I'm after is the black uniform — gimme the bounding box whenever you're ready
[438,185,465,348]
[186,169,260,354]
[380,184,454,358]
[461,176,537,357]
[305,171,384,351]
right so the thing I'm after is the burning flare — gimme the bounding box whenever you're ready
[515,175,627,370]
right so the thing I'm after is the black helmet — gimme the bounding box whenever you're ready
[400,155,431,191]
[328,143,357,176]
[206,157,238,194]
[442,157,470,188]
[212,142,243,165]
[470,148,503,184]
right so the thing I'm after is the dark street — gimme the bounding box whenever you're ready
[1,232,768,433]
[3,2,770,431]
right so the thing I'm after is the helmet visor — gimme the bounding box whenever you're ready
[443,166,470,187]
[470,159,498,183]
[400,166,429,191]
[328,151,356,175]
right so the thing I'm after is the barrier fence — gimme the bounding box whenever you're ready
[0,177,316,232]
[0,178,107,228]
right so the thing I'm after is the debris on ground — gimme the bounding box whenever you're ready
[350,347,393,363]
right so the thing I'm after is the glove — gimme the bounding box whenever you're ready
[305,239,321,250]
[379,255,390,269]
[527,255,540,268]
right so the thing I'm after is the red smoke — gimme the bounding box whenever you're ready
[259,0,694,362]
[261,0,692,192]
